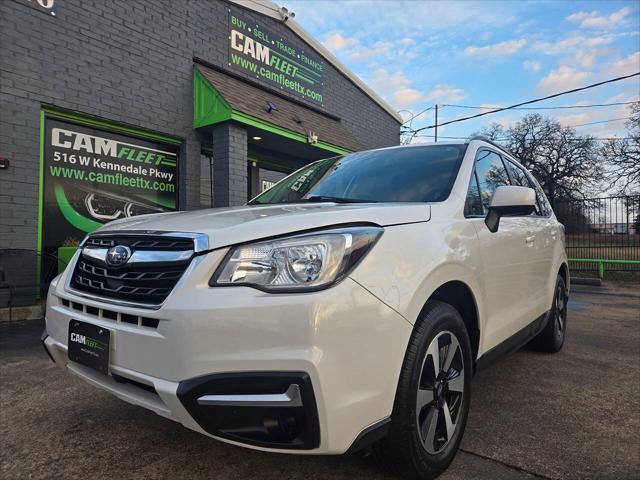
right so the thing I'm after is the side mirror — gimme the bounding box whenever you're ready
[485,186,536,233]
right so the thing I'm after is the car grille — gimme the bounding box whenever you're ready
[70,234,197,306]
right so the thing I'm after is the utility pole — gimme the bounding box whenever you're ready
[434,104,439,142]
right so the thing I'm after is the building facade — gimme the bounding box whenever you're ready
[0,0,400,274]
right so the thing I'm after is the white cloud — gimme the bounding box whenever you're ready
[533,33,631,55]
[399,37,416,46]
[608,51,640,77]
[424,84,465,103]
[346,41,393,62]
[463,39,527,58]
[495,117,518,129]
[567,7,630,30]
[555,113,591,127]
[571,50,598,68]
[369,69,465,110]
[322,32,358,51]
[370,69,424,109]
[523,60,541,72]
[552,98,637,137]
[537,66,590,94]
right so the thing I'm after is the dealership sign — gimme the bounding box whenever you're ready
[41,117,178,255]
[228,8,324,105]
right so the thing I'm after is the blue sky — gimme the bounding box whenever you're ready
[285,0,640,141]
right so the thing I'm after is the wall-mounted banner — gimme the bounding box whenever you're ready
[41,117,178,256]
[228,8,324,106]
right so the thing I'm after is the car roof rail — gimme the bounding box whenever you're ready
[467,135,517,160]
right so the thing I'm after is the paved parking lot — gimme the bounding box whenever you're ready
[1,283,638,480]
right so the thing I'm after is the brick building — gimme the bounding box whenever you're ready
[0,0,400,271]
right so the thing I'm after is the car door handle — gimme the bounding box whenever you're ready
[525,235,535,246]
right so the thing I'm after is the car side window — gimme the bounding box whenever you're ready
[504,159,542,215]
[526,172,553,217]
[465,170,484,216]
[474,150,510,214]
[504,160,529,187]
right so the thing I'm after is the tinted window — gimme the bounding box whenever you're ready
[505,160,530,187]
[465,171,484,216]
[505,159,541,215]
[250,145,467,204]
[474,150,510,213]
[526,172,553,217]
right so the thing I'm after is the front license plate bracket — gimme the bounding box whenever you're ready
[68,320,111,375]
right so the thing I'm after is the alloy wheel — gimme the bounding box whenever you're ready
[554,282,567,338]
[416,330,465,454]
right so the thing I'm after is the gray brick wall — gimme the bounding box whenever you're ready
[0,0,399,249]
[212,123,248,207]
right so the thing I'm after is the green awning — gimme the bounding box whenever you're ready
[193,64,361,155]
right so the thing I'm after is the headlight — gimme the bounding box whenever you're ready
[211,226,383,291]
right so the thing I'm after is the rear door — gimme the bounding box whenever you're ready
[465,149,538,353]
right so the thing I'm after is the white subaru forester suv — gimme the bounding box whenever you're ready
[43,138,569,479]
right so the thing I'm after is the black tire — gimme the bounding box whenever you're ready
[530,275,567,353]
[374,300,473,480]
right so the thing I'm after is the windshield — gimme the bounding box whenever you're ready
[249,144,467,205]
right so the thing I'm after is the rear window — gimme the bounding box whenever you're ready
[250,145,467,205]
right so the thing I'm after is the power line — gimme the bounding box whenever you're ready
[409,116,634,140]
[412,72,640,133]
[413,134,634,141]
[401,105,436,126]
[440,100,637,111]
[567,116,632,127]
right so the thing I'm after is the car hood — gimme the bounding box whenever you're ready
[96,202,430,250]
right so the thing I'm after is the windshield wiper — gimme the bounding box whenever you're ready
[303,195,377,203]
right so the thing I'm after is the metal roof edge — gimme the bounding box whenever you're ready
[226,0,403,124]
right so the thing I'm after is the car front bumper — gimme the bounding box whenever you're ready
[44,248,412,454]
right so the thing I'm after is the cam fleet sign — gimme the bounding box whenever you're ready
[41,117,178,256]
[228,8,324,106]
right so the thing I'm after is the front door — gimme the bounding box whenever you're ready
[465,149,538,353]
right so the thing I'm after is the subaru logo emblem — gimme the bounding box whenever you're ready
[105,245,131,267]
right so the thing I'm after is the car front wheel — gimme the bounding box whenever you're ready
[375,300,472,479]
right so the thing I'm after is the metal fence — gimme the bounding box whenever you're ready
[555,195,640,277]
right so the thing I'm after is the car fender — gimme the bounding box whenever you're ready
[349,218,486,346]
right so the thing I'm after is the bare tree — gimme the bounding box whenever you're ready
[474,114,602,206]
[599,102,640,193]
